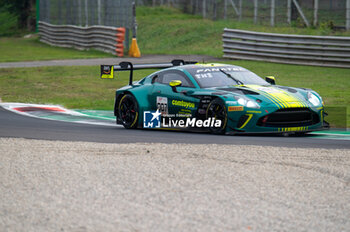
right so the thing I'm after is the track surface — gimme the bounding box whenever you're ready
[1,107,349,149]
[0,55,220,68]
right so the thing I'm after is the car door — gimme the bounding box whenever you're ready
[149,70,199,118]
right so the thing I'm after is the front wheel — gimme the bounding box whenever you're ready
[206,98,228,134]
[118,94,139,129]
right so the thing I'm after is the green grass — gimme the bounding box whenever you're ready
[0,61,349,127]
[1,6,350,62]
[0,66,155,109]
[0,36,114,62]
[137,7,350,57]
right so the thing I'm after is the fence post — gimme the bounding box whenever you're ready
[287,0,291,25]
[270,0,275,27]
[292,0,310,27]
[224,0,227,19]
[65,0,71,25]
[239,0,242,21]
[36,0,40,32]
[254,0,258,24]
[202,0,206,18]
[78,0,82,26]
[98,0,101,25]
[347,0,350,30]
[85,0,88,26]
[47,0,50,23]
[228,0,239,18]
[213,0,217,20]
[314,0,318,27]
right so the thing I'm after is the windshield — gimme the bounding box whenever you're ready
[189,67,269,88]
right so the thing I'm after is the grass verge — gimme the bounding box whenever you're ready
[137,7,350,57]
[1,7,350,62]
[0,61,349,127]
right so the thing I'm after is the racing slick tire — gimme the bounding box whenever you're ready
[206,98,228,134]
[118,94,139,129]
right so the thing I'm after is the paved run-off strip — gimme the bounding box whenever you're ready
[1,103,349,140]
[0,138,349,231]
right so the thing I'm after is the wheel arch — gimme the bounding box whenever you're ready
[114,88,152,126]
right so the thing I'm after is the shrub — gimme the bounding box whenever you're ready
[0,6,18,36]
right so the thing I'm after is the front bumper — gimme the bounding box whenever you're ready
[226,106,328,134]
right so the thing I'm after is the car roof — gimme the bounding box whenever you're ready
[175,63,246,72]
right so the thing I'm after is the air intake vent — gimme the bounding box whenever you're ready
[257,108,320,127]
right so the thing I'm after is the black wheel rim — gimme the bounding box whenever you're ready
[207,102,226,133]
[119,96,137,127]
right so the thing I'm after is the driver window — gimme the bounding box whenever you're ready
[158,71,194,87]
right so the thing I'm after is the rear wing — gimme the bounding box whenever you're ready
[100,59,197,85]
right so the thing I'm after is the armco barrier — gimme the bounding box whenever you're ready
[38,21,125,57]
[223,28,350,68]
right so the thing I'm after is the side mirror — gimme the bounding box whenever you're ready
[169,80,182,93]
[265,76,276,85]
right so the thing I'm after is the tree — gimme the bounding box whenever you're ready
[0,0,36,31]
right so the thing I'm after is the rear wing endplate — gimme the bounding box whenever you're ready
[100,59,197,85]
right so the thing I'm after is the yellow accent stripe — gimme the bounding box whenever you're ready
[246,85,308,109]
[245,85,283,108]
[277,88,307,108]
[239,114,253,129]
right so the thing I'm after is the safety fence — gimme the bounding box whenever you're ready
[223,28,350,68]
[137,0,350,30]
[38,21,126,56]
[39,0,132,28]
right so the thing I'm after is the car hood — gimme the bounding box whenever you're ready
[213,85,310,108]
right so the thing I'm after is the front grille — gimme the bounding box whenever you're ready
[257,108,320,127]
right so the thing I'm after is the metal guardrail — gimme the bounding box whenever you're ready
[38,21,123,56]
[223,28,350,68]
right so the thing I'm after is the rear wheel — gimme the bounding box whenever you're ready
[206,98,228,134]
[118,94,139,129]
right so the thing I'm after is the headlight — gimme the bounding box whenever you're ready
[307,92,321,106]
[235,97,260,109]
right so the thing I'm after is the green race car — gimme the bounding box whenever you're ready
[101,60,328,134]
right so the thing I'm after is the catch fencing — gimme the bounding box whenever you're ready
[38,21,125,56]
[38,0,132,55]
[223,28,350,68]
[137,0,350,30]
[39,0,132,28]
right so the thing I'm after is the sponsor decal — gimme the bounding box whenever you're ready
[257,87,282,94]
[246,110,261,114]
[171,100,195,109]
[278,127,308,132]
[195,73,213,79]
[100,65,114,79]
[143,110,161,128]
[177,108,192,117]
[228,106,244,112]
[156,96,168,115]
[196,67,245,73]
[225,101,236,105]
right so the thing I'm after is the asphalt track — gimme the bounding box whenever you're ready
[0,55,221,68]
[1,107,349,149]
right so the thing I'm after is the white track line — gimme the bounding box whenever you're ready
[0,103,122,127]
